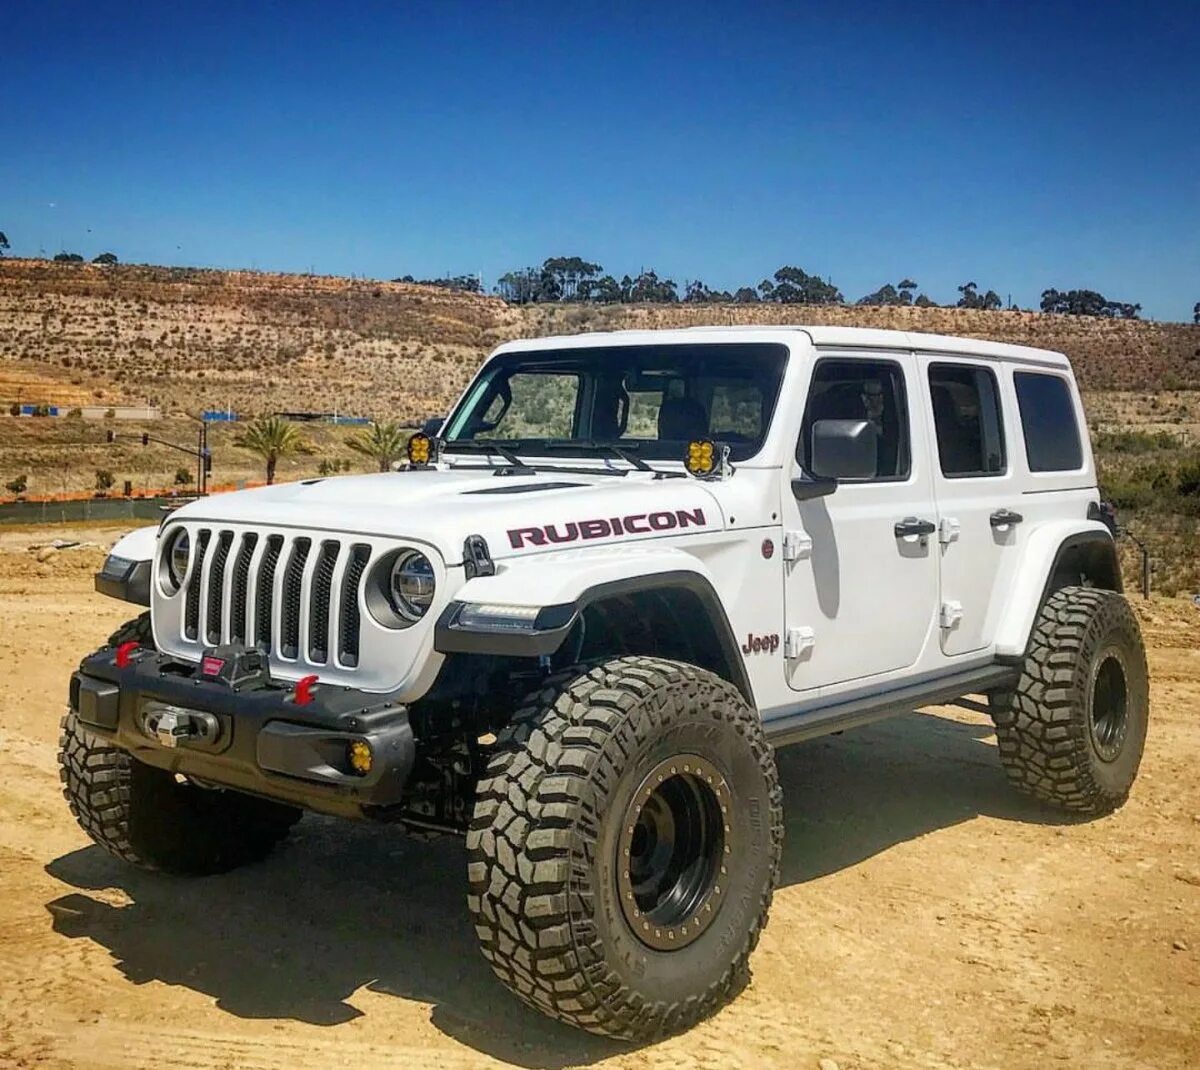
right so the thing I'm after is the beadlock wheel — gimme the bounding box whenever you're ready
[1089,649,1130,762]
[466,656,784,1039]
[617,753,728,952]
[991,586,1149,814]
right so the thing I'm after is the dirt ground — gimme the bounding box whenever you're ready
[0,529,1196,1070]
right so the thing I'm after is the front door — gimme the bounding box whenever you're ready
[781,351,940,692]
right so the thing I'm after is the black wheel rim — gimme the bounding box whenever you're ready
[617,754,727,951]
[1090,650,1130,763]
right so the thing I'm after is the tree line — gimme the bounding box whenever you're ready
[429,255,1160,320]
[4,225,1191,321]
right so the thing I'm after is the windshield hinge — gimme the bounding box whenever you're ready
[782,529,813,562]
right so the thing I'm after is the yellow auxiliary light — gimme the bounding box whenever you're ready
[348,739,373,776]
[685,439,716,477]
[407,432,432,466]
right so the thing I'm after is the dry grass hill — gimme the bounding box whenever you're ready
[2,258,1198,592]
[3,258,1199,420]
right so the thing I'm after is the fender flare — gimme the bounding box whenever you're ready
[435,549,753,704]
[993,522,1121,659]
[94,525,159,606]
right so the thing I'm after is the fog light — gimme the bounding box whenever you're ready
[348,739,373,776]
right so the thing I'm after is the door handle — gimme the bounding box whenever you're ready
[894,517,936,538]
[990,508,1024,528]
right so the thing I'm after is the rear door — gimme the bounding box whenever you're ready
[919,355,1023,655]
[781,351,940,691]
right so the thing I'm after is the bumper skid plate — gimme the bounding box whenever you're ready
[70,644,416,817]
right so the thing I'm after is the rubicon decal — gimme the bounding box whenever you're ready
[508,507,706,549]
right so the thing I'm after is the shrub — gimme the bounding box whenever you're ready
[5,475,27,496]
[174,467,194,486]
[94,469,115,494]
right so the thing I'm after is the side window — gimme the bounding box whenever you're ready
[928,363,1006,477]
[797,359,911,481]
[1013,371,1083,472]
[485,372,580,439]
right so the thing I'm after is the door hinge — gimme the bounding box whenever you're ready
[782,529,812,561]
[938,517,961,544]
[784,626,816,659]
[939,600,963,629]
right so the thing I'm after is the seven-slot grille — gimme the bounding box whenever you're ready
[180,528,371,668]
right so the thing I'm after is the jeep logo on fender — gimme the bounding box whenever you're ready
[508,507,706,549]
[742,633,779,655]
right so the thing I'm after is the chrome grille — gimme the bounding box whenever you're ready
[181,528,370,670]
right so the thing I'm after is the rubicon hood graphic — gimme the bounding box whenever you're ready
[170,465,723,564]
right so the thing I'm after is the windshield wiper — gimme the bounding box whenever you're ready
[541,440,684,478]
[442,439,534,472]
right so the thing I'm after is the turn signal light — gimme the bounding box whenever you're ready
[407,432,432,465]
[685,439,716,476]
[348,739,373,775]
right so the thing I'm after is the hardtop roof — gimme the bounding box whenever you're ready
[493,325,1071,369]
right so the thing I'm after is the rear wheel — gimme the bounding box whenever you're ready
[466,656,783,1039]
[58,614,301,875]
[991,586,1149,814]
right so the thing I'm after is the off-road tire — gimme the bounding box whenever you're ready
[991,586,1148,815]
[466,656,783,1040]
[58,614,301,875]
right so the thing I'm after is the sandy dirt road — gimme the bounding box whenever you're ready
[0,530,1196,1069]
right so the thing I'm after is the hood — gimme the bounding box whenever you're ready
[172,466,725,565]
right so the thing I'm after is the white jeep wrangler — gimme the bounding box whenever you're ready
[65,326,1148,1039]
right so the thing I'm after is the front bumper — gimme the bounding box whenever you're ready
[70,646,416,818]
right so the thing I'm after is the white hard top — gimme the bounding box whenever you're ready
[494,324,1071,369]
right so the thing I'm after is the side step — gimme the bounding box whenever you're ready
[763,664,1019,749]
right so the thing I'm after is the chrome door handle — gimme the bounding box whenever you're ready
[894,517,936,538]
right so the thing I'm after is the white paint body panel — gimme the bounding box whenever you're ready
[110,525,158,564]
[110,325,1108,712]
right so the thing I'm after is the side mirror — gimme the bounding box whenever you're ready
[791,471,836,502]
[421,416,443,437]
[810,419,878,480]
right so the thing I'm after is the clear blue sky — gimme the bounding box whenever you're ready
[3,1,1197,320]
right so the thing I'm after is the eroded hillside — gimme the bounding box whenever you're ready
[2,259,1198,420]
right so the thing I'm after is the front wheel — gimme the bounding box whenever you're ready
[466,656,783,1040]
[991,586,1149,815]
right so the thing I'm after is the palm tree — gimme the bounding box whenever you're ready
[235,416,310,485]
[347,420,408,472]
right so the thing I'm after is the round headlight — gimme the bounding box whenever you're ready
[389,549,435,621]
[166,529,190,589]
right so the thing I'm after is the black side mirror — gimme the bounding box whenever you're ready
[810,419,878,480]
[421,416,443,437]
[792,472,836,501]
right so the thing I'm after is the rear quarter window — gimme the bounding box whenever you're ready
[1013,371,1083,472]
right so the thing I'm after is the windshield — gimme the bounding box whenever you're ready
[442,343,788,462]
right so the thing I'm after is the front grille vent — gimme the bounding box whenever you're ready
[175,529,372,670]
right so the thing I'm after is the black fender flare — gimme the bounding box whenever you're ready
[434,570,755,705]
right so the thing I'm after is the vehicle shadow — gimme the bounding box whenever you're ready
[43,708,1076,1068]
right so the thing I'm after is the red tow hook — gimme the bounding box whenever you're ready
[114,641,139,668]
[293,674,319,706]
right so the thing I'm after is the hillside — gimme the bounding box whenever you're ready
[2,259,1198,422]
[2,259,1198,594]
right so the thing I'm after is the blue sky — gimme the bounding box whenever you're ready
[2,1,1197,320]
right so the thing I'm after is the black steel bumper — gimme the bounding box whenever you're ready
[70,646,415,819]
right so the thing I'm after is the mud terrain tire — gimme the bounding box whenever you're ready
[58,614,301,875]
[466,656,783,1040]
[991,586,1148,815]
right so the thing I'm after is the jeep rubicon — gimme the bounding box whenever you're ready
[65,327,1148,1039]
